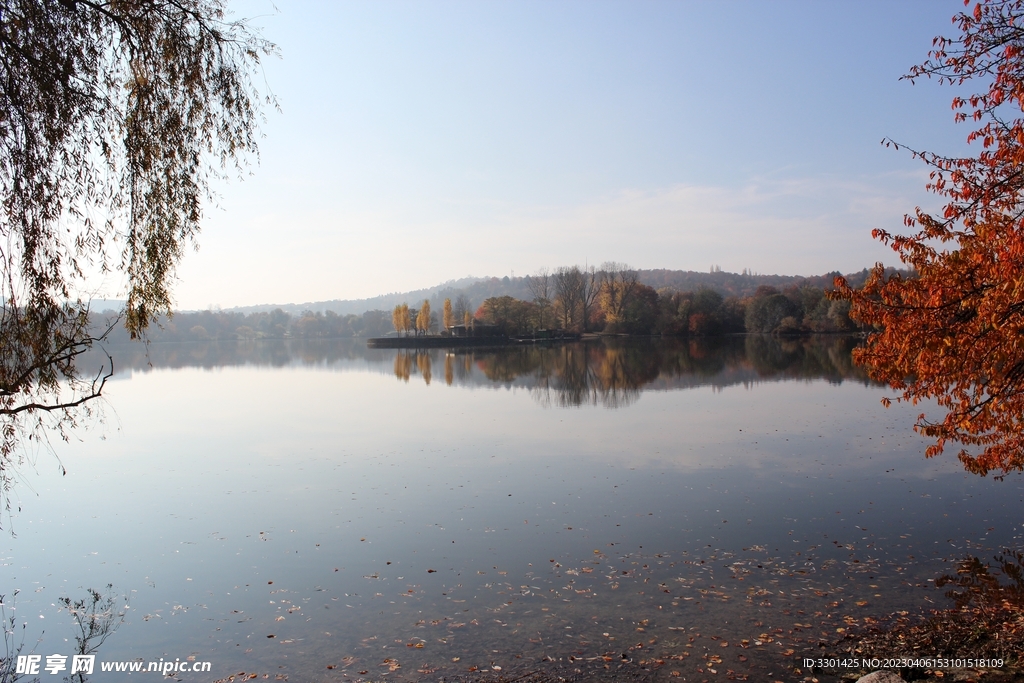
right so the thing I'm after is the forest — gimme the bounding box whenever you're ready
[464,274,861,337]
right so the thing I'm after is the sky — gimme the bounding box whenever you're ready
[137,0,972,310]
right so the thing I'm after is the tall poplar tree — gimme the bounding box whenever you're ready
[392,305,404,336]
[416,300,431,336]
[443,298,454,333]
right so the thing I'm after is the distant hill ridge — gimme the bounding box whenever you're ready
[218,268,877,317]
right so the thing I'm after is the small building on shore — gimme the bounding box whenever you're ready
[448,322,501,338]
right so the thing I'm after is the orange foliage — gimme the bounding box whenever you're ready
[835,0,1024,475]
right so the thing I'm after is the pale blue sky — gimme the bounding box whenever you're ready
[157,0,969,309]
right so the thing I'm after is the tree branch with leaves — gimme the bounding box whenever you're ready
[835,0,1024,476]
[0,0,275,492]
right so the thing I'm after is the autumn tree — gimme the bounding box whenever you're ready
[416,300,431,336]
[442,298,455,333]
[599,263,640,330]
[398,303,412,336]
[479,296,539,336]
[392,305,403,335]
[0,0,275,491]
[834,0,1024,475]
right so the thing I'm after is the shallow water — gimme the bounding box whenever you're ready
[3,337,1022,682]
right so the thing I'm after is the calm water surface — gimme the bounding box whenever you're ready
[3,337,1022,682]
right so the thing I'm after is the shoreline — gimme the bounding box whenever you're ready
[365,330,863,349]
[366,334,582,349]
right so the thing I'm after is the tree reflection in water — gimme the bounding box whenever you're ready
[1,585,127,683]
[83,335,876,407]
[393,350,412,382]
[415,352,432,385]
[463,335,875,408]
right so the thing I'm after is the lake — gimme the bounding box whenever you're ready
[3,336,1022,682]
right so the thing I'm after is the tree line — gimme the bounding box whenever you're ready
[94,308,395,343]
[394,263,865,337]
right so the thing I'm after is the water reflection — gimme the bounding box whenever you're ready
[1,585,127,682]
[11,334,1024,682]
[394,350,412,382]
[522,343,659,408]
[93,335,877,409]
[450,336,873,400]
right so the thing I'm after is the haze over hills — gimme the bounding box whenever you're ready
[214,267,877,317]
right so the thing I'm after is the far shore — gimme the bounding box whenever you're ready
[366,329,865,349]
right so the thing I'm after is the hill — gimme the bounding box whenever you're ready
[217,268,879,317]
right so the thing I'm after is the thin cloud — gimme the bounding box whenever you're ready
[175,171,935,308]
